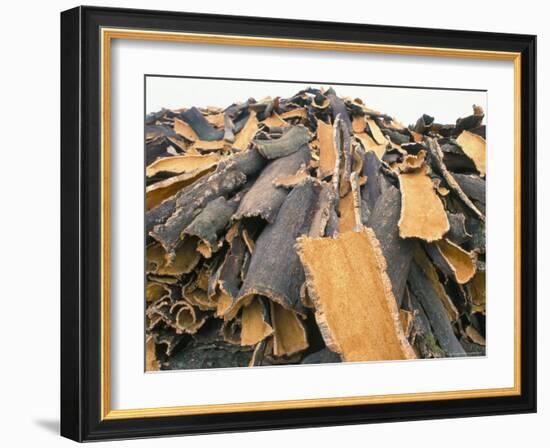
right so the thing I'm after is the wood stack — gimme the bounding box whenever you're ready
[145,87,486,371]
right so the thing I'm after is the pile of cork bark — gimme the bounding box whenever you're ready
[145,87,486,371]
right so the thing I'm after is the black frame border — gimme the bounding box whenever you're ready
[61,6,536,441]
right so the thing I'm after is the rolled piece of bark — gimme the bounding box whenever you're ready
[150,169,247,254]
[455,131,486,176]
[254,125,311,159]
[180,106,225,141]
[407,263,466,357]
[233,145,310,222]
[145,149,266,236]
[425,239,477,284]
[368,185,414,306]
[145,166,216,211]
[146,239,200,277]
[398,165,450,241]
[183,196,240,257]
[297,229,416,362]
[149,151,267,254]
[234,179,322,316]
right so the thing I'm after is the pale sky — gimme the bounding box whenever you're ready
[146,76,486,127]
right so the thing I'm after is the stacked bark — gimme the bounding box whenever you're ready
[145,87,486,371]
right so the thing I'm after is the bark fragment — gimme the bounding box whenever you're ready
[297,229,416,362]
[398,165,450,241]
[254,125,311,159]
[233,146,310,223]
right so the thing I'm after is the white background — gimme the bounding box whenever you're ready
[113,45,515,410]
[0,0,547,447]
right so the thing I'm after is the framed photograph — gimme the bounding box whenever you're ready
[60,6,537,442]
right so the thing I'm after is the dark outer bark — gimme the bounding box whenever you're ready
[147,150,267,252]
[326,87,352,132]
[218,233,248,299]
[254,126,310,159]
[238,179,322,315]
[180,106,224,141]
[223,113,235,143]
[367,185,413,306]
[413,114,434,134]
[233,145,311,223]
[384,129,411,145]
[408,263,466,357]
[455,114,484,134]
[409,290,445,358]
[162,341,252,370]
[150,169,247,253]
[452,173,486,205]
[426,138,485,221]
[183,196,240,247]
[460,336,486,356]
[446,212,471,245]
[301,348,341,364]
[361,150,383,211]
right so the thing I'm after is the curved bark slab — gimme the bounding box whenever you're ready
[254,125,310,159]
[424,239,477,284]
[456,131,486,176]
[270,302,308,356]
[149,150,267,254]
[146,239,200,277]
[297,229,416,362]
[145,149,266,235]
[233,111,259,151]
[173,117,198,142]
[234,179,322,316]
[408,263,466,357]
[368,185,414,306]
[183,196,239,256]
[413,245,459,322]
[145,166,216,211]
[146,154,220,178]
[233,146,310,223]
[452,173,486,205]
[240,298,273,346]
[398,165,450,241]
[180,107,224,141]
